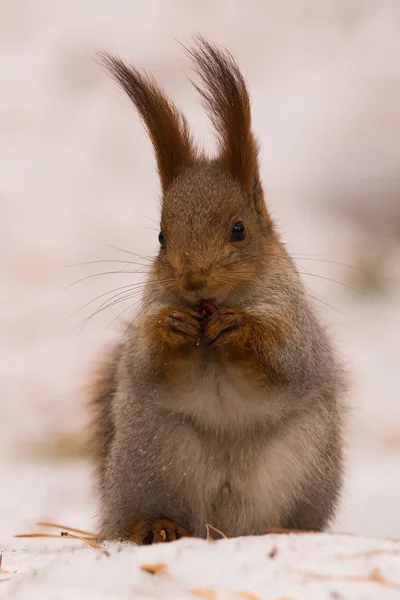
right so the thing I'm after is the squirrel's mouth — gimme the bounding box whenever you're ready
[183,293,216,305]
[198,296,217,305]
[178,280,232,307]
[196,298,218,318]
[180,290,220,308]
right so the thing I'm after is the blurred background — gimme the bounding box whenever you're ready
[0,0,399,541]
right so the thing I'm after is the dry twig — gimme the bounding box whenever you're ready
[140,563,168,575]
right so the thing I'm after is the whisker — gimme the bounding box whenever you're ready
[61,260,151,269]
[67,276,177,322]
[134,226,159,232]
[221,266,369,299]
[103,299,146,338]
[213,251,371,298]
[293,256,386,278]
[296,263,333,295]
[133,211,159,226]
[64,270,150,290]
[215,249,380,279]
[68,277,177,336]
[87,239,155,262]
[307,292,345,315]
[66,285,137,320]
[297,271,371,299]
[72,292,141,337]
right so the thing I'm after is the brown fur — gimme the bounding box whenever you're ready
[185,39,261,204]
[101,53,200,193]
[90,38,346,543]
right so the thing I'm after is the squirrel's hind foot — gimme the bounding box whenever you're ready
[129,519,192,544]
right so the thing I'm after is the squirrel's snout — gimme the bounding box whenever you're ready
[183,275,206,293]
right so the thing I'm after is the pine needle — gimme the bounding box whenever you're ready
[190,589,216,599]
[262,527,317,535]
[63,532,107,551]
[0,553,15,578]
[36,521,100,539]
[14,533,64,539]
[14,532,107,553]
[294,568,400,591]
[205,523,228,540]
[140,563,167,574]
[337,548,400,560]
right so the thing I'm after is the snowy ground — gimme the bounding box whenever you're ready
[2,531,400,599]
[1,1,400,598]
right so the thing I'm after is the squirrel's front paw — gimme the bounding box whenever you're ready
[203,307,248,347]
[152,306,202,348]
[129,519,191,544]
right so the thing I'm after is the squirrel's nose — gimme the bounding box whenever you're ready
[183,275,206,292]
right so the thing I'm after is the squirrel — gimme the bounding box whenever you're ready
[89,38,346,544]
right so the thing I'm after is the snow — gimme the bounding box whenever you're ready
[2,531,400,599]
[1,0,400,598]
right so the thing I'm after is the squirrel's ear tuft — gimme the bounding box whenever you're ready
[186,37,266,217]
[101,52,199,194]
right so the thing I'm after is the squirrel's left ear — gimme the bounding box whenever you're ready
[186,37,269,222]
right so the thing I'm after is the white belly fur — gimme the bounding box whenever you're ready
[160,363,323,536]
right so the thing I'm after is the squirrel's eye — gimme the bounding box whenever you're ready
[231,221,246,242]
[158,231,166,249]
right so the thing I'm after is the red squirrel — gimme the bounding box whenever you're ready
[90,38,345,544]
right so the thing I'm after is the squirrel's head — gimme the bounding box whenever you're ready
[102,38,282,305]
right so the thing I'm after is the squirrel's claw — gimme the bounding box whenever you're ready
[203,307,246,347]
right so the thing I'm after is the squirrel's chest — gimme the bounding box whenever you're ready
[166,356,269,430]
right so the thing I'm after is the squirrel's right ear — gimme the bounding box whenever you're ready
[101,53,198,194]
[186,38,269,222]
